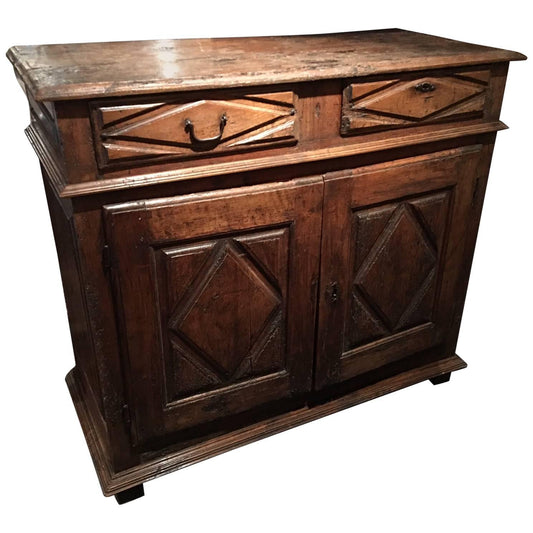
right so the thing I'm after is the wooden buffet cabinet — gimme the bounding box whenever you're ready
[7,29,525,503]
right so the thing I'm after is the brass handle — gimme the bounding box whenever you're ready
[415,82,436,93]
[184,114,227,145]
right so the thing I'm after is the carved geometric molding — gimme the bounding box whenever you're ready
[345,191,451,351]
[158,229,288,403]
[342,71,489,133]
[91,91,297,166]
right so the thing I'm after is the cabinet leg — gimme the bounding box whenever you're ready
[429,372,451,385]
[114,484,145,504]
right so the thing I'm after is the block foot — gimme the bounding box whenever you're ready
[429,372,451,385]
[115,484,144,504]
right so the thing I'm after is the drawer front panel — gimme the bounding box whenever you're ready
[91,90,298,167]
[341,70,489,134]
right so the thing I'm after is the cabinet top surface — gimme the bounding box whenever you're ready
[7,29,525,102]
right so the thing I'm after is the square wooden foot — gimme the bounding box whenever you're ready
[114,484,144,504]
[429,372,452,385]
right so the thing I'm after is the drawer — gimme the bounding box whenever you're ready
[90,90,298,167]
[341,69,490,135]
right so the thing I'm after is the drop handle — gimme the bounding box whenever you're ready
[415,81,436,93]
[184,113,227,145]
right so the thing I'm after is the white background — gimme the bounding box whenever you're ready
[1,1,531,531]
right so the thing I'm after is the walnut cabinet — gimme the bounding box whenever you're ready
[7,29,525,503]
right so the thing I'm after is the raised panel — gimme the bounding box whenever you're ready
[103,176,322,443]
[155,229,288,404]
[92,91,297,166]
[341,70,489,134]
[315,147,481,389]
[346,190,451,352]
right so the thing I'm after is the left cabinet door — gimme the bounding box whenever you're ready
[103,177,322,446]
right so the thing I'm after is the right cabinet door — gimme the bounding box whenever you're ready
[315,146,482,389]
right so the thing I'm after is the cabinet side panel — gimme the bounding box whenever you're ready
[444,139,497,354]
[55,100,98,184]
[42,172,102,408]
[485,63,509,121]
[72,208,139,471]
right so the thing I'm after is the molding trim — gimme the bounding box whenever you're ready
[67,354,466,497]
[25,123,68,201]
[24,117,506,200]
[59,121,506,198]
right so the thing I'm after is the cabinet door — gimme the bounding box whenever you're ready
[315,147,482,389]
[104,177,322,445]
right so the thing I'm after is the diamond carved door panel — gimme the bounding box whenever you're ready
[348,191,450,348]
[315,147,482,389]
[160,231,287,403]
[103,177,322,445]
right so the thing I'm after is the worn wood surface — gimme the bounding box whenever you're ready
[341,70,490,133]
[92,90,297,167]
[21,62,510,195]
[8,29,525,500]
[7,29,525,101]
[27,118,507,198]
[67,354,467,496]
[20,61,515,196]
[315,146,481,388]
[103,176,322,445]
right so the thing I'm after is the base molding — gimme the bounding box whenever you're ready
[66,354,466,497]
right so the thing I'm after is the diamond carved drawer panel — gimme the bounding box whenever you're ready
[341,70,490,134]
[91,90,298,167]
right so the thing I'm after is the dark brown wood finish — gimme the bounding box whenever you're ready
[91,90,298,167]
[341,69,490,134]
[315,146,482,388]
[6,29,525,501]
[66,354,467,496]
[103,177,322,445]
[7,30,525,101]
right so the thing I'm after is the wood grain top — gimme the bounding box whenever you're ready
[7,29,526,101]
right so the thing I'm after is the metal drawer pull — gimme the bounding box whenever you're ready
[184,113,228,145]
[415,81,436,93]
